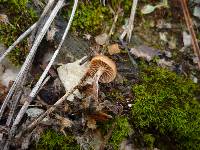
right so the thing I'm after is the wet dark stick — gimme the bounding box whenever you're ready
[180,0,200,69]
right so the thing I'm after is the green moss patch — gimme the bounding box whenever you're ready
[0,0,37,65]
[131,65,200,149]
[36,129,80,150]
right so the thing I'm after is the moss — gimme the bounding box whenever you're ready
[106,89,125,102]
[131,64,200,150]
[100,117,131,150]
[0,0,37,66]
[143,133,155,149]
[71,1,111,34]
[36,129,80,150]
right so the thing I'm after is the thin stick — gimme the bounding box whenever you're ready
[6,91,22,127]
[22,74,87,134]
[180,0,200,69]
[3,1,65,149]
[0,22,37,63]
[30,0,55,46]
[120,0,138,42]
[9,0,78,136]
[30,0,78,98]
[0,0,64,121]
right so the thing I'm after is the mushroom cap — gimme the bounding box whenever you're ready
[88,55,117,83]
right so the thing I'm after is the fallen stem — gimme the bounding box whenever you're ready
[180,0,200,69]
[9,0,78,137]
[0,0,58,121]
[120,0,138,42]
[22,74,87,134]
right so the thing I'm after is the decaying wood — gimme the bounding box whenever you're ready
[180,0,200,69]
[120,0,138,42]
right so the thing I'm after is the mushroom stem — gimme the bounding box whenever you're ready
[93,69,104,101]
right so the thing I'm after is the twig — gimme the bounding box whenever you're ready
[108,6,121,38]
[30,0,55,46]
[120,0,138,42]
[30,0,78,99]
[0,22,38,63]
[21,74,87,135]
[8,0,78,138]
[0,0,64,122]
[180,0,200,69]
[6,91,22,127]
[3,1,65,149]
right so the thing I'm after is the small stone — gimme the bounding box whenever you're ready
[183,31,192,47]
[193,6,200,19]
[95,33,109,45]
[128,104,132,107]
[193,77,198,83]
[164,51,172,58]
[26,108,44,118]
[192,56,199,64]
[130,45,160,61]
[107,44,121,55]
[157,59,173,67]
[194,0,200,3]
[168,37,176,49]
[159,32,168,42]
[157,19,172,29]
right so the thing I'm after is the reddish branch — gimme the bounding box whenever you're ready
[180,0,200,69]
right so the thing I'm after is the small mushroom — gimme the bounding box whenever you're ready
[88,55,117,83]
[87,55,117,101]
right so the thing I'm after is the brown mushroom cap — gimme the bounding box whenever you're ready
[88,55,117,83]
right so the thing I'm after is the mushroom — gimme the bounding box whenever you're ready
[88,55,117,83]
[87,55,117,101]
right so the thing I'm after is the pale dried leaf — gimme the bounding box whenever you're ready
[87,118,96,129]
[130,45,160,61]
[95,33,109,45]
[141,5,156,14]
[107,44,121,55]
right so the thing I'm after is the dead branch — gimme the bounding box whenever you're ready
[6,91,22,127]
[120,0,138,42]
[21,74,87,135]
[30,0,79,99]
[7,0,78,140]
[180,0,200,69]
[2,1,65,149]
[0,0,58,121]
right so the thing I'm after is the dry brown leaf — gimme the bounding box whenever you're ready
[107,44,121,55]
[87,117,96,129]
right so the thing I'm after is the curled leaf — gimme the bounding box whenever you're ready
[141,5,156,14]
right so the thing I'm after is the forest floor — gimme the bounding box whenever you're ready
[0,0,200,150]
